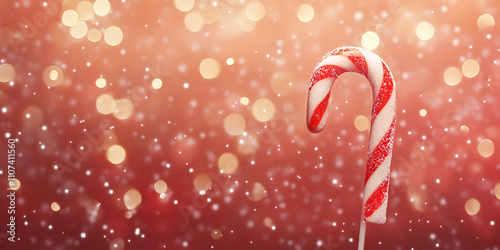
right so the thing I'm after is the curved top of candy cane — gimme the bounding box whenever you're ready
[306,46,396,138]
[306,47,396,224]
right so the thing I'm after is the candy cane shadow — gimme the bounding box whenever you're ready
[52,65,168,181]
[396,72,500,179]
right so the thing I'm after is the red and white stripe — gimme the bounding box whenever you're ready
[306,46,396,224]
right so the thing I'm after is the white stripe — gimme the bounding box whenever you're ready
[362,154,391,204]
[307,78,333,130]
[368,91,396,153]
[316,55,356,71]
[359,48,384,98]
[366,199,388,224]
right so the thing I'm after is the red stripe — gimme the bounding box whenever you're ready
[309,65,347,89]
[364,176,389,219]
[307,92,331,132]
[364,117,396,184]
[371,62,394,125]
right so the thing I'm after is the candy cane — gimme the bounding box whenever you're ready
[306,46,396,249]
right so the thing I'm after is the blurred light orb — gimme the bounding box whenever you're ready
[226,58,234,65]
[123,188,142,210]
[361,31,380,50]
[154,180,168,194]
[109,238,125,250]
[248,182,266,201]
[107,145,126,164]
[218,153,239,174]
[96,94,115,114]
[460,125,469,134]
[62,10,78,27]
[152,78,162,89]
[477,139,494,157]
[211,229,222,240]
[252,98,275,122]
[199,58,220,79]
[462,59,480,78]
[76,1,94,21]
[416,22,434,40]
[495,183,500,200]
[0,63,15,82]
[22,106,44,128]
[297,4,314,22]
[185,12,205,32]
[112,98,133,120]
[70,20,88,39]
[354,115,369,131]
[477,14,495,30]
[240,97,249,105]
[51,202,61,212]
[9,178,21,190]
[43,65,63,87]
[87,28,102,42]
[194,173,212,192]
[465,198,480,215]
[95,77,106,88]
[246,1,266,21]
[238,11,256,32]
[419,109,427,117]
[104,26,123,46]
[224,113,246,136]
[174,0,194,12]
[94,0,111,17]
[443,67,462,86]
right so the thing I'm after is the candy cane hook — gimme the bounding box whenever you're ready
[306,47,396,249]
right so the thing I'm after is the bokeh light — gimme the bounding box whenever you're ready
[9,178,21,190]
[95,77,106,88]
[416,22,435,40]
[76,1,94,21]
[62,10,78,27]
[211,229,222,240]
[199,58,220,79]
[152,78,162,89]
[184,12,204,32]
[361,31,380,50]
[462,59,480,78]
[223,113,246,136]
[297,4,314,22]
[104,26,123,46]
[443,67,462,86]
[94,0,111,17]
[123,188,142,210]
[112,98,134,120]
[495,183,500,200]
[50,202,61,212]
[43,65,63,87]
[248,182,266,201]
[419,109,427,117]
[107,145,126,164]
[240,97,249,105]
[194,174,212,192]
[354,115,369,131]
[246,1,266,22]
[477,139,494,157]
[465,198,480,216]
[70,20,88,39]
[0,63,15,82]
[477,14,495,30]
[96,94,115,114]
[252,98,275,122]
[218,153,238,174]
[154,180,168,194]
[87,28,102,43]
[174,0,194,12]
[22,106,43,128]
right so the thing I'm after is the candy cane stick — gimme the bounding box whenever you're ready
[306,47,396,249]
